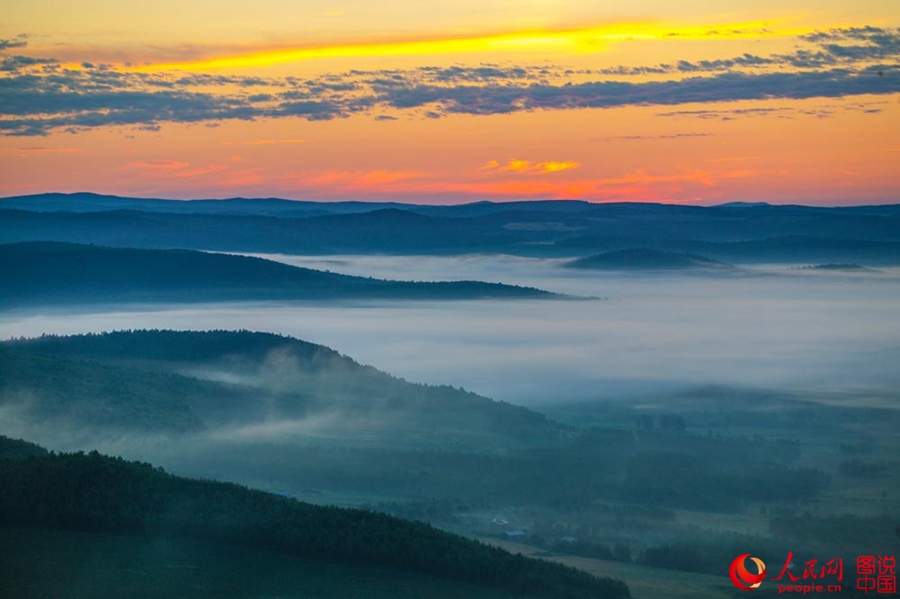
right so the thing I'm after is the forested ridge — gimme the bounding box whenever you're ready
[565,248,732,270]
[0,437,631,599]
[0,241,558,308]
[0,330,558,442]
[3,195,900,263]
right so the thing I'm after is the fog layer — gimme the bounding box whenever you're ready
[2,255,899,405]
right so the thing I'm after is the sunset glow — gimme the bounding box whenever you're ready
[1,1,898,204]
[130,20,803,72]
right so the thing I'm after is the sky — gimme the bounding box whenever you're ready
[1,1,898,205]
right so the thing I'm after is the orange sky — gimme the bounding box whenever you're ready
[1,1,898,204]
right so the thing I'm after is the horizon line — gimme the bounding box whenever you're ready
[3,191,900,210]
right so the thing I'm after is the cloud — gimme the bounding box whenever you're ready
[297,169,427,192]
[220,139,305,145]
[373,68,898,117]
[656,100,889,121]
[3,64,896,136]
[0,68,270,135]
[121,160,191,171]
[171,164,228,178]
[0,35,29,52]
[1,27,897,136]
[273,99,346,120]
[2,146,84,154]
[118,159,235,181]
[481,159,581,175]
[422,65,533,83]
[591,27,900,74]
[593,133,713,141]
[594,54,777,76]
[801,26,900,47]
[1,55,57,72]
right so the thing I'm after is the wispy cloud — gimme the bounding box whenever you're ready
[657,99,889,121]
[594,26,900,75]
[0,35,29,52]
[481,159,581,174]
[119,160,226,180]
[121,160,191,171]
[298,168,426,191]
[220,139,305,145]
[375,68,898,117]
[1,27,897,136]
[592,133,713,142]
[2,146,84,155]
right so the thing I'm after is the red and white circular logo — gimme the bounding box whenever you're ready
[729,554,767,591]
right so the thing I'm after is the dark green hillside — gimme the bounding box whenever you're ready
[5,328,341,364]
[0,331,559,443]
[0,527,537,599]
[0,241,558,308]
[0,441,631,599]
[0,436,48,459]
[0,346,247,432]
[0,332,838,514]
[565,248,733,271]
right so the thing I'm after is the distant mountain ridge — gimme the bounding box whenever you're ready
[2,193,900,262]
[4,192,900,217]
[0,192,603,217]
[0,241,559,308]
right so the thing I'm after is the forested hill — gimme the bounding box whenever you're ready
[0,242,558,308]
[4,328,350,364]
[0,437,630,599]
[564,248,735,271]
[0,330,559,444]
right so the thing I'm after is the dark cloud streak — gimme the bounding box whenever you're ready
[1,27,898,136]
[0,35,29,52]
[377,69,898,117]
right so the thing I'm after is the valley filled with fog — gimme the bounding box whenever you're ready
[4,250,900,599]
[4,254,899,406]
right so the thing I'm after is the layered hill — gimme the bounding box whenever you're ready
[0,333,839,523]
[0,242,558,308]
[0,330,560,446]
[2,194,900,262]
